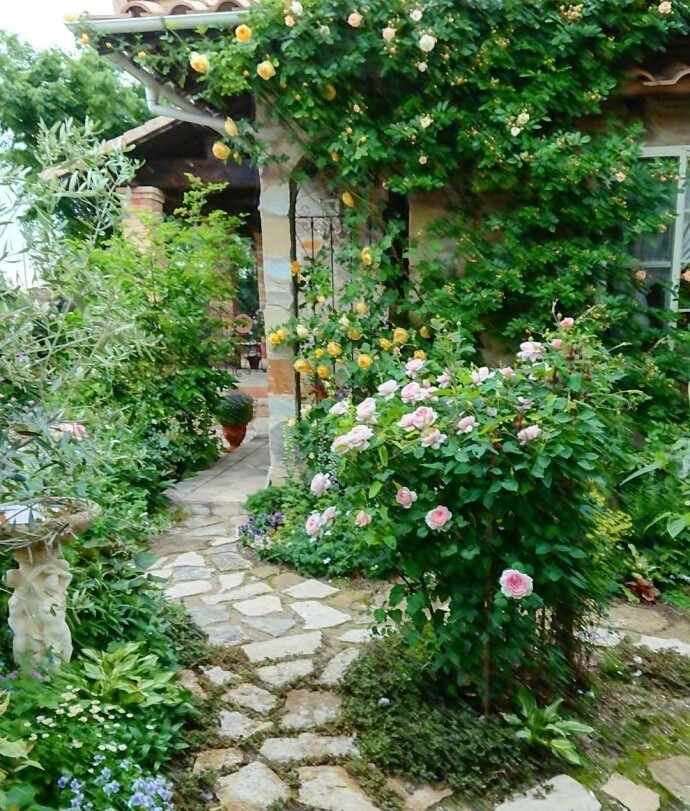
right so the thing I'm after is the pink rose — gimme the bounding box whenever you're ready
[437,370,451,386]
[329,401,350,416]
[356,397,377,423]
[355,510,372,527]
[559,317,574,328]
[396,487,417,508]
[411,406,437,430]
[405,358,425,378]
[499,366,515,377]
[635,269,647,282]
[55,422,87,440]
[499,569,533,599]
[658,1,672,13]
[420,428,447,449]
[347,424,374,451]
[331,434,350,454]
[425,505,452,530]
[377,380,398,400]
[305,513,323,537]
[517,396,533,411]
[310,472,332,496]
[550,338,562,349]
[517,425,542,443]
[517,341,543,362]
[401,381,423,404]
[321,506,338,526]
[398,413,417,432]
[457,414,477,434]
[420,380,438,401]
[348,11,363,26]
[471,366,494,385]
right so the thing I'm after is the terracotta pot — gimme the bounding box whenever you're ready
[221,423,248,452]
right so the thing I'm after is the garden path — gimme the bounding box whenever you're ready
[150,422,690,811]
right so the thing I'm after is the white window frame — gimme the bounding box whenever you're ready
[641,145,689,312]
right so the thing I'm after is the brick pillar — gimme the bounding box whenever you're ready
[256,109,303,482]
[120,186,166,247]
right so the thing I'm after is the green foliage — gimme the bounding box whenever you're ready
[215,391,255,426]
[502,687,594,766]
[0,693,44,811]
[73,642,186,708]
[340,636,546,800]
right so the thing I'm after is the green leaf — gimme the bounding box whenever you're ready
[368,480,383,498]
[550,737,582,765]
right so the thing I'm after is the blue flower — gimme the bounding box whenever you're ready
[58,776,70,789]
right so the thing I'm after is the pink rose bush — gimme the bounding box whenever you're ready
[315,317,627,705]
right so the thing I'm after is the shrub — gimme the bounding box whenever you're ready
[214,391,255,426]
[311,315,634,708]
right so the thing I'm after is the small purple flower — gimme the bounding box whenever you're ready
[58,776,70,789]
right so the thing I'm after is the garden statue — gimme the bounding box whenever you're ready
[0,499,101,667]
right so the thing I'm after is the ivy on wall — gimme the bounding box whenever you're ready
[81,0,690,418]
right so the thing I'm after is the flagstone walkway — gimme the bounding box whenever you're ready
[149,423,690,811]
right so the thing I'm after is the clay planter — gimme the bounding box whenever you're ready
[221,423,248,452]
[0,498,101,667]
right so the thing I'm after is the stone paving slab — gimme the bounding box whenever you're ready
[495,775,600,810]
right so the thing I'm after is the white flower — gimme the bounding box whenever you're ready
[296,324,310,339]
[329,400,350,416]
[517,341,543,362]
[285,14,295,26]
[405,358,426,378]
[319,24,331,35]
[410,9,423,21]
[419,34,436,52]
[615,171,626,183]
[658,1,672,12]
[348,11,363,27]
[310,472,332,496]
[517,425,542,443]
[516,112,530,126]
[418,61,428,72]
[510,126,522,137]
[356,397,377,423]
[471,366,495,385]
[420,115,432,128]
[377,379,398,400]
[420,428,447,449]
[419,155,428,164]
[437,370,451,386]
[382,26,396,41]
[290,1,303,13]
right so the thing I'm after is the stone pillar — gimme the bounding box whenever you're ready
[256,110,303,482]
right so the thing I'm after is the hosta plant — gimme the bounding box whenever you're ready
[307,314,636,710]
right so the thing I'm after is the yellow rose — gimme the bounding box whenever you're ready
[291,260,301,276]
[257,60,276,80]
[224,118,239,137]
[361,247,373,265]
[276,327,288,341]
[317,295,326,304]
[324,82,337,100]
[414,349,427,360]
[347,328,362,340]
[419,325,431,339]
[235,24,252,43]
[327,341,342,357]
[268,332,283,347]
[294,359,312,375]
[357,353,374,370]
[137,51,147,59]
[393,327,409,344]
[342,191,355,207]
[212,142,231,160]
[63,12,78,22]
[190,52,210,73]
[316,365,331,379]
[296,324,310,339]
[379,337,393,350]
[315,348,324,358]
[355,301,369,316]
[80,33,90,45]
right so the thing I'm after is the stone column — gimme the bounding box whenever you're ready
[256,110,303,482]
